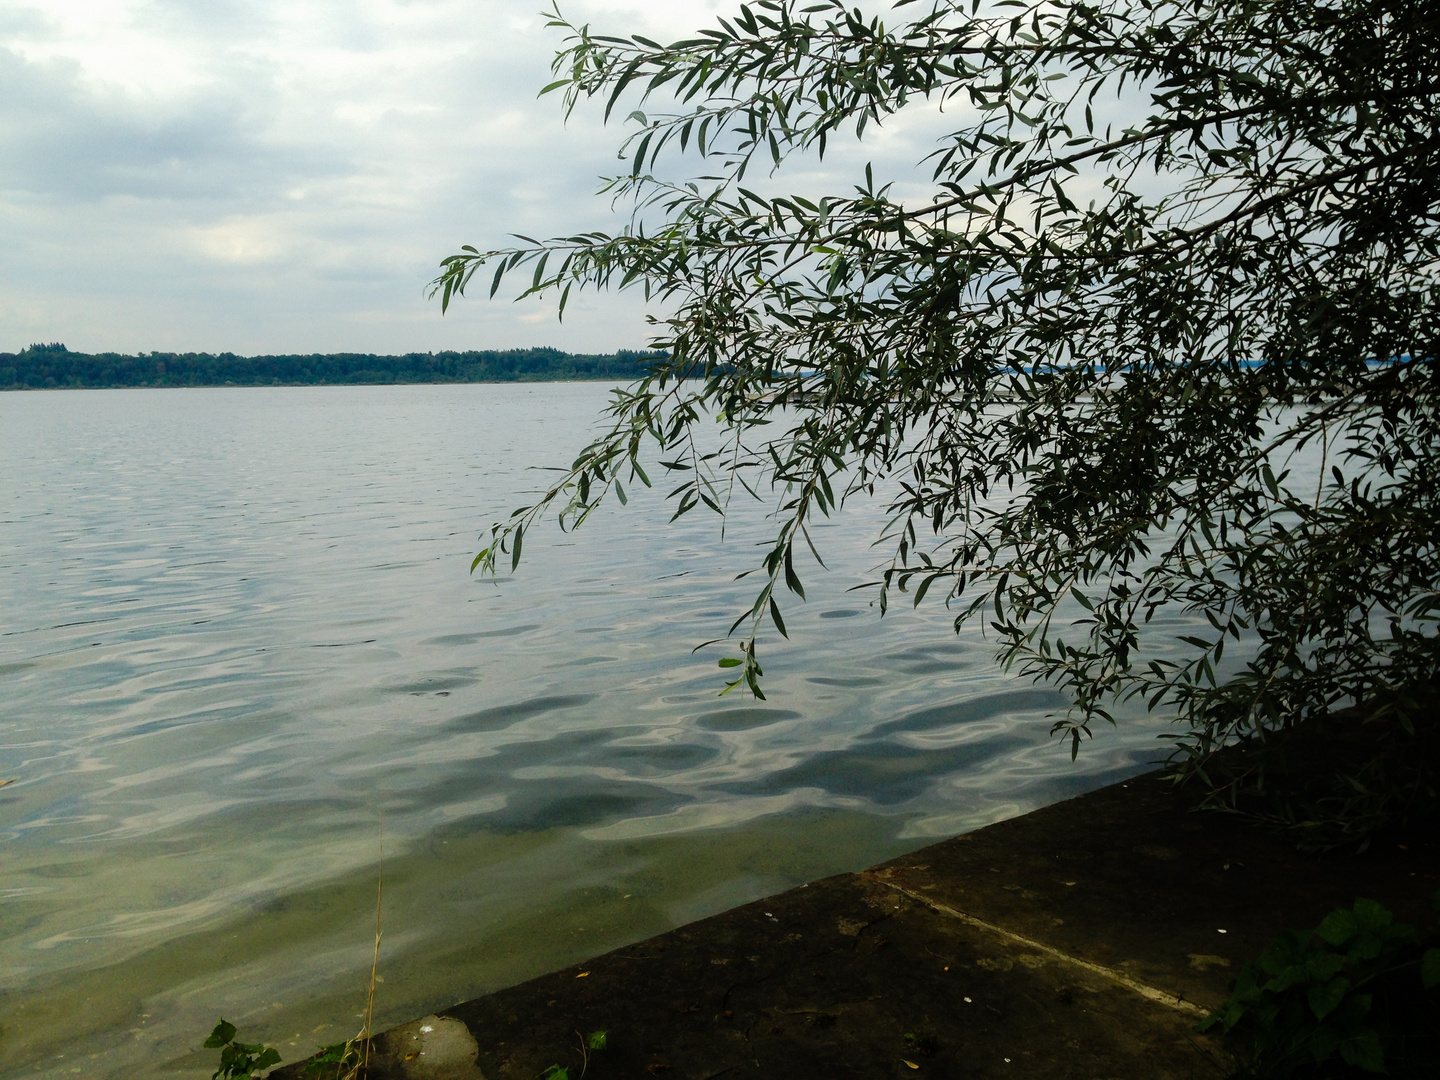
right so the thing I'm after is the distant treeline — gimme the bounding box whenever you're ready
[1,343,664,390]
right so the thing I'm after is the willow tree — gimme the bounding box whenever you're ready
[435,0,1439,842]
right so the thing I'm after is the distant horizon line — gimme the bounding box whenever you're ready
[2,344,667,392]
[5,343,663,359]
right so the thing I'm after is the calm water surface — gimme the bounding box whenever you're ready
[1,385,1172,1078]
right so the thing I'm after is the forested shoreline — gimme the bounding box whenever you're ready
[1,343,662,389]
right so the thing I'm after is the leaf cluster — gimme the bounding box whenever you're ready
[537,1028,609,1079]
[303,1038,364,1080]
[1201,895,1440,1077]
[205,1020,282,1080]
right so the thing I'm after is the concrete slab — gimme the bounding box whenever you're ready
[273,771,1439,1080]
[865,771,1439,1013]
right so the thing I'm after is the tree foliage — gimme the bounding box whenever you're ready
[0,343,661,390]
[435,0,1440,841]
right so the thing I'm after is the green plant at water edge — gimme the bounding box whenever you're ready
[205,1020,281,1080]
[537,1029,609,1080]
[214,836,383,1080]
[1201,895,1440,1077]
[303,1038,362,1079]
[436,0,1440,843]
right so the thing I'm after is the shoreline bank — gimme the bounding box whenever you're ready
[271,770,1437,1079]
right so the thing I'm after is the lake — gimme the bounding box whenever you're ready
[0,384,1169,1078]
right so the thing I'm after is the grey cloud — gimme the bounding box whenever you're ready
[0,5,53,37]
[0,1,827,353]
[0,47,354,203]
[135,0,282,39]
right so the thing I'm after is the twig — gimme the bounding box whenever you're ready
[361,821,384,1078]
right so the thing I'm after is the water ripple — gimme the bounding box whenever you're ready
[0,385,1186,1079]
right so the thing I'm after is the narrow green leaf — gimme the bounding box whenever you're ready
[769,597,788,637]
[913,573,936,607]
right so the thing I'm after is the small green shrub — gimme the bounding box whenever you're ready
[536,1029,608,1080]
[205,1020,281,1080]
[1201,895,1440,1077]
[303,1038,363,1079]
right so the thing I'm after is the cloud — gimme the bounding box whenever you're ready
[0,0,960,355]
[0,1,651,352]
[0,46,308,203]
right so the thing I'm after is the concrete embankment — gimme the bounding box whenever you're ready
[273,771,1438,1080]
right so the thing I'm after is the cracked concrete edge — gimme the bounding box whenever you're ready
[866,875,1210,1017]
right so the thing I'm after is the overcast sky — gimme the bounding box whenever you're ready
[0,0,957,355]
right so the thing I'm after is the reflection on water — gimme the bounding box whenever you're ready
[0,385,1173,1078]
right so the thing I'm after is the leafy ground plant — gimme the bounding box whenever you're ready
[538,1029,608,1080]
[303,1038,363,1080]
[1201,894,1440,1077]
[205,1020,281,1080]
[208,837,384,1080]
